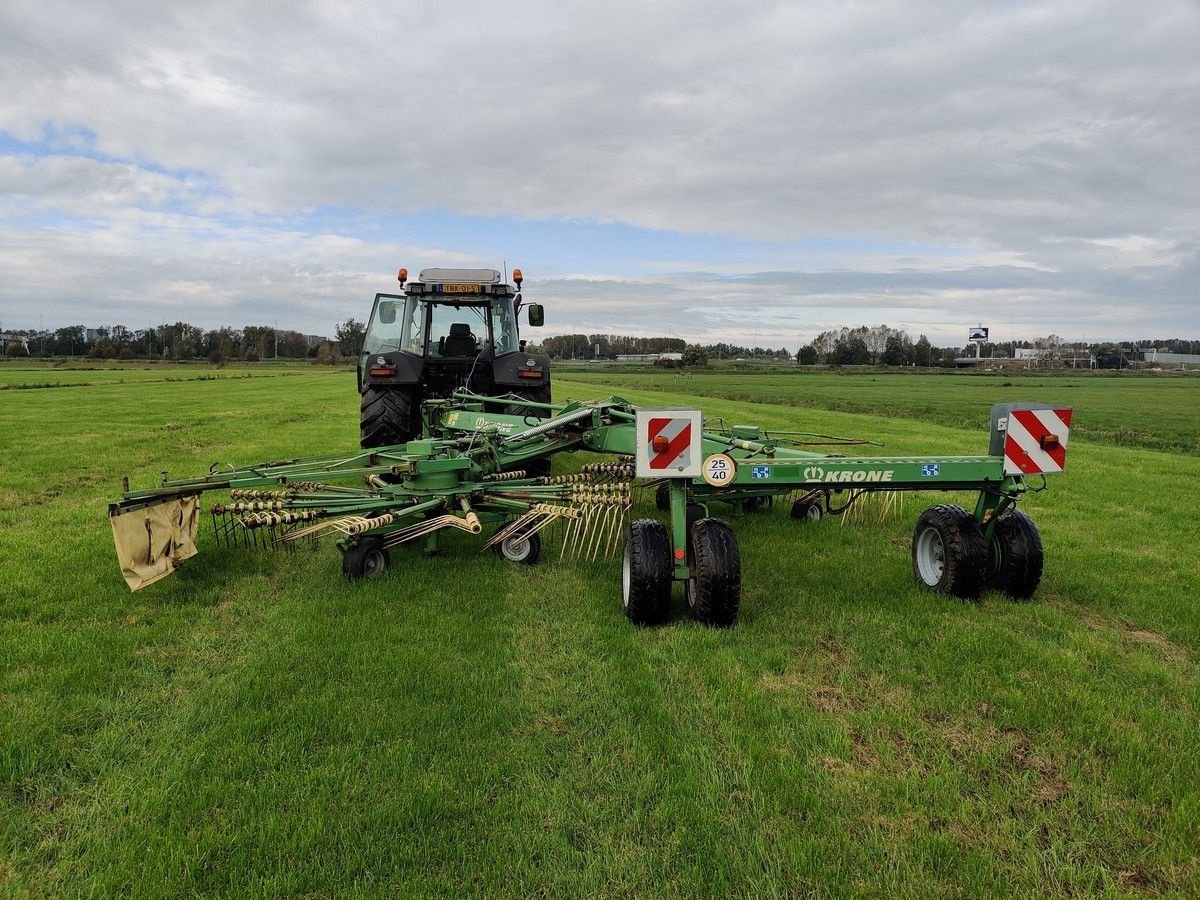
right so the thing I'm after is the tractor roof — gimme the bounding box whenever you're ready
[417,268,503,284]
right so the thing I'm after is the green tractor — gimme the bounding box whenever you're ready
[357,267,551,449]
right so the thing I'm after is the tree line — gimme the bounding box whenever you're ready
[2,320,368,363]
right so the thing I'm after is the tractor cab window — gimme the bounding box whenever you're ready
[428,301,489,358]
[490,298,519,355]
[364,294,425,355]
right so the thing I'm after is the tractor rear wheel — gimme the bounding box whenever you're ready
[622,519,672,626]
[987,508,1043,600]
[911,504,988,600]
[342,539,390,580]
[503,384,553,477]
[685,518,742,627]
[360,386,418,448]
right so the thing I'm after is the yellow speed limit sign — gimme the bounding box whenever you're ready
[702,453,737,486]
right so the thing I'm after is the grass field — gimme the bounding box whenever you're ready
[1,363,1198,896]
[558,368,1200,455]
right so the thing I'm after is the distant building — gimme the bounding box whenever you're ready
[305,334,329,349]
[615,352,683,363]
[1143,350,1200,368]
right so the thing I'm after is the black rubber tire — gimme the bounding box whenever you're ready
[503,383,552,423]
[622,519,672,626]
[685,518,742,627]
[360,386,419,448]
[791,497,823,522]
[745,495,773,512]
[987,509,1044,601]
[911,504,988,600]
[502,384,553,477]
[495,530,542,565]
[342,539,390,580]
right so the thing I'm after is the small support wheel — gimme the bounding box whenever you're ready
[987,508,1044,600]
[745,495,773,513]
[911,505,988,599]
[685,518,741,627]
[622,519,672,626]
[791,496,823,522]
[342,539,390,580]
[495,530,541,565]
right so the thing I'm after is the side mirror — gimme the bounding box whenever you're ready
[378,301,396,324]
[527,303,544,327]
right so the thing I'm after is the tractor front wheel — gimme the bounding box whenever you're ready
[685,518,742,627]
[987,509,1044,600]
[622,519,672,626]
[911,505,988,599]
[342,539,390,580]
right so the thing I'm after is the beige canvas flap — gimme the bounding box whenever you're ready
[110,495,201,591]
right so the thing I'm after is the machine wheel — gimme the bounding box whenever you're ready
[987,509,1044,600]
[360,386,419,448]
[495,530,541,565]
[686,519,741,627]
[622,519,672,626]
[342,539,390,580]
[790,496,823,522]
[911,505,988,599]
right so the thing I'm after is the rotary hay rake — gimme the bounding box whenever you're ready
[109,392,1072,626]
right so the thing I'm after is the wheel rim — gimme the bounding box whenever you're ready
[806,503,822,521]
[501,534,531,562]
[621,542,632,608]
[362,548,386,578]
[915,526,945,585]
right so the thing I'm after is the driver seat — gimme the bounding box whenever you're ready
[441,322,477,357]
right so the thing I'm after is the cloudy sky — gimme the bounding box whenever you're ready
[1,0,1197,349]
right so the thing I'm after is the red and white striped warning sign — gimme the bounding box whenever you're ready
[1003,407,1072,475]
[647,416,693,470]
[635,409,703,478]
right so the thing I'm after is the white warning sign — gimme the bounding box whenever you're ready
[634,408,703,479]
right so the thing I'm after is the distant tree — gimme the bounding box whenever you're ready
[682,344,709,367]
[831,334,870,365]
[797,344,818,365]
[335,318,367,357]
[281,331,309,358]
[5,340,28,357]
[913,334,933,367]
[1093,343,1126,369]
[881,331,914,366]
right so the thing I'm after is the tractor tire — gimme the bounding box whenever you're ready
[342,539,390,580]
[494,529,542,565]
[503,384,553,477]
[987,508,1044,601]
[685,518,742,627]
[911,504,988,600]
[360,386,419,449]
[622,519,672,626]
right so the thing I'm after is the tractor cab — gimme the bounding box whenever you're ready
[358,267,551,448]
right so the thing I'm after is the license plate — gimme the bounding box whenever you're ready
[442,284,480,294]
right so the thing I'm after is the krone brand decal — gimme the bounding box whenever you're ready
[803,466,895,483]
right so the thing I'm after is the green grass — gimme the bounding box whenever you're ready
[558,368,1200,455]
[1,367,1198,896]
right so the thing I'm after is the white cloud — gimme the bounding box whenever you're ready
[0,0,1196,342]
